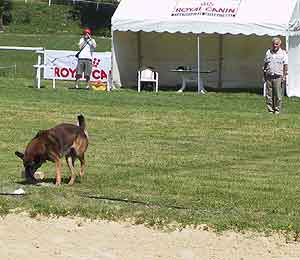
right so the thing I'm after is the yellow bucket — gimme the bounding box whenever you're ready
[90,81,107,91]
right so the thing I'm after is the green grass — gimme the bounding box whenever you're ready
[1,77,300,233]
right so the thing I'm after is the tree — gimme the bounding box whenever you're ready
[0,0,12,32]
[70,0,118,37]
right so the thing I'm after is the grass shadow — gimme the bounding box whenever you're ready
[123,85,264,95]
[205,87,263,95]
[26,85,46,89]
[67,86,91,91]
[15,177,72,186]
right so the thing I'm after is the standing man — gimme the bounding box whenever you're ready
[74,28,97,89]
[263,37,288,114]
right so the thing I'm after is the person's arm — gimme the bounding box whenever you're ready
[263,49,269,70]
[82,34,96,49]
[283,64,288,81]
[91,39,96,49]
[283,51,288,80]
[79,38,85,49]
[263,53,268,81]
[88,38,96,49]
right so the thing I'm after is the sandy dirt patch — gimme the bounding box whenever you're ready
[0,213,299,260]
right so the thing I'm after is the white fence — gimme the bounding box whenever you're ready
[0,46,44,88]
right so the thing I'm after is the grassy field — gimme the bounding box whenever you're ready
[1,77,300,235]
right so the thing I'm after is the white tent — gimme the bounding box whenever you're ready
[111,0,300,96]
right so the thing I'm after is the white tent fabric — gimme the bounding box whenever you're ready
[112,0,300,96]
[113,0,295,35]
[287,0,300,96]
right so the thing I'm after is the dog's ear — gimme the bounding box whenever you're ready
[35,130,46,138]
[15,151,24,160]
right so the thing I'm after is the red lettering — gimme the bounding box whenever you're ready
[100,70,107,80]
[69,68,76,78]
[92,69,101,80]
[201,2,213,6]
[206,7,236,13]
[52,67,110,80]
[54,67,60,77]
[175,7,201,12]
[92,69,107,80]
[61,68,69,77]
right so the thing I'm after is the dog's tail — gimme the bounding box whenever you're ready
[77,114,88,138]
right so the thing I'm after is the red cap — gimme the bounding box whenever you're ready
[83,28,91,35]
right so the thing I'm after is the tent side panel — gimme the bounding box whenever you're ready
[287,35,300,97]
[221,35,271,88]
[140,32,218,89]
[112,31,139,87]
[286,0,300,97]
[114,32,220,89]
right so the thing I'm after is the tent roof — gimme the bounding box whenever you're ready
[112,0,299,36]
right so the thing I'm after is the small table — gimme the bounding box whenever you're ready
[170,69,215,94]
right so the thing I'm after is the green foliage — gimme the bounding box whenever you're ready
[0,0,12,15]
[7,2,80,34]
[0,0,12,29]
[13,4,31,24]
[70,1,117,37]
[3,1,117,36]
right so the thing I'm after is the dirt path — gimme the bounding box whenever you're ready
[0,213,299,260]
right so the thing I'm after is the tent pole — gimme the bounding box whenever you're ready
[218,34,223,89]
[197,35,201,94]
[137,31,142,70]
[285,31,289,96]
[109,28,114,91]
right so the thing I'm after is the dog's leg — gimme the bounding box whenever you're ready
[78,154,85,178]
[66,156,77,185]
[55,159,62,186]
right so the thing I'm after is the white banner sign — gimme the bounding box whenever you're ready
[44,50,111,82]
[172,0,242,17]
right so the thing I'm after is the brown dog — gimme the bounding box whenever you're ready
[15,115,88,185]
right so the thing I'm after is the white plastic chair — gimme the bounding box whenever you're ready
[137,68,158,92]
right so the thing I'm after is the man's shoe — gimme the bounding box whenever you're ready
[274,111,280,115]
[85,85,90,90]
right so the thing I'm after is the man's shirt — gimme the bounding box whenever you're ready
[264,48,288,76]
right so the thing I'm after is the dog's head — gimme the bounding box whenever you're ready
[15,131,47,184]
[15,150,44,185]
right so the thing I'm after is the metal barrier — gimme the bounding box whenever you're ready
[0,46,44,88]
[0,64,17,77]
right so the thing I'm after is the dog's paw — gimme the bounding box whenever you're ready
[68,179,75,185]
